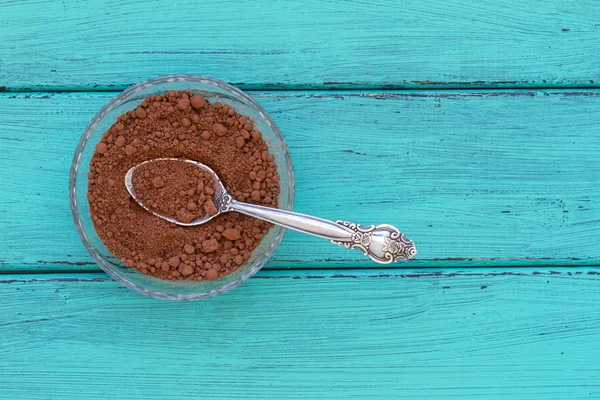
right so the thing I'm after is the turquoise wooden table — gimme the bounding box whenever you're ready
[1,1,600,398]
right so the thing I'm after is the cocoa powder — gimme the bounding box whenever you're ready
[88,91,280,281]
[132,160,219,223]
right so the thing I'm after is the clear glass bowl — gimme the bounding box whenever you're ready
[70,75,294,300]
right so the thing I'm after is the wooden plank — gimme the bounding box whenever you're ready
[1,91,600,271]
[1,0,600,90]
[1,269,599,399]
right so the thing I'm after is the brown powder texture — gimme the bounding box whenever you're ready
[132,160,219,223]
[87,91,280,281]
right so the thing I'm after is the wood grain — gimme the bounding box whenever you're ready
[1,0,600,90]
[1,91,600,271]
[1,269,599,399]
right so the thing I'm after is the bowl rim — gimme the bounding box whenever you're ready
[69,74,295,300]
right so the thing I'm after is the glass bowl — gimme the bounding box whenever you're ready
[70,75,294,300]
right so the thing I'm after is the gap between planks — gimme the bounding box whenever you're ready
[1,268,599,279]
[3,83,600,93]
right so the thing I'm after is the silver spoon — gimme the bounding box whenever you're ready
[125,158,416,264]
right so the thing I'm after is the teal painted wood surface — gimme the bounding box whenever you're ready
[2,91,600,271]
[1,0,600,90]
[1,269,599,399]
[2,1,600,397]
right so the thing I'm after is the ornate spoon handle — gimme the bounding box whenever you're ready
[226,199,416,264]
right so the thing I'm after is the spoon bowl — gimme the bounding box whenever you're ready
[125,158,230,226]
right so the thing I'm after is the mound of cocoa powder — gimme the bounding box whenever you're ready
[132,160,219,223]
[88,90,280,281]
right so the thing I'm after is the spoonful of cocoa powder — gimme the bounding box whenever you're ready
[129,158,220,224]
[126,158,417,264]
